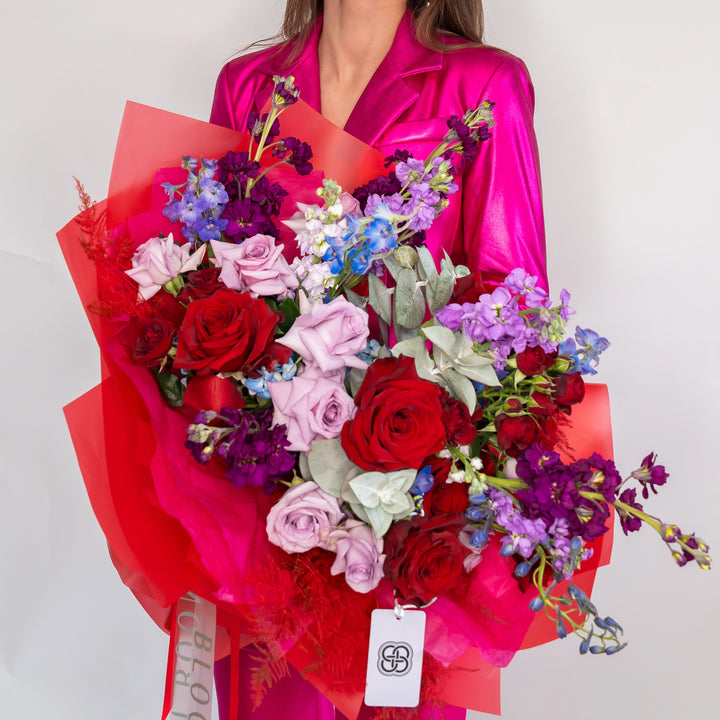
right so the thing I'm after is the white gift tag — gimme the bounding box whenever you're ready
[364,608,426,707]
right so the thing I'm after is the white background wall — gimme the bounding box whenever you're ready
[1,1,718,718]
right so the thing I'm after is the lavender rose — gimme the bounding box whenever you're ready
[278,294,370,372]
[327,520,385,593]
[126,233,205,300]
[269,371,356,452]
[266,481,344,553]
[210,235,298,298]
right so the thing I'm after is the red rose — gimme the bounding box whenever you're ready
[341,356,447,471]
[516,346,557,376]
[528,390,557,417]
[495,413,540,458]
[384,515,468,605]
[173,289,290,375]
[441,395,477,446]
[128,315,176,368]
[423,478,469,518]
[553,372,585,412]
[178,267,224,303]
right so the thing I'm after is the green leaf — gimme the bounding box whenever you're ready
[368,272,393,325]
[155,371,186,408]
[277,297,301,334]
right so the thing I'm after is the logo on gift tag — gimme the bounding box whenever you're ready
[377,641,413,676]
[365,608,426,707]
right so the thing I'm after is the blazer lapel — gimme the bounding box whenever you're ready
[255,11,443,147]
[343,12,443,146]
[256,21,323,114]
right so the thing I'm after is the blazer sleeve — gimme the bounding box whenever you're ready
[209,63,238,130]
[462,56,548,290]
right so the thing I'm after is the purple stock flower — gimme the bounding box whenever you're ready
[617,488,644,535]
[353,172,402,211]
[249,176,288,217]
[215,407,295,492]
[274,136,313,175]
[631,452,669,499]
[222,198,271,241]
[246,111,280,142]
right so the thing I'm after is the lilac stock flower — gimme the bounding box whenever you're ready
[394,157,426,185]
[435,303,464,331]
[501,514,548,559]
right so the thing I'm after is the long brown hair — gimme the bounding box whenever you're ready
[271,1,484,57]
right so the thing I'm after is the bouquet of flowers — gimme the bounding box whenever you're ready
[60,77,709,719]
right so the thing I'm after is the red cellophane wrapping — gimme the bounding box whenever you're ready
[59,100,613,719]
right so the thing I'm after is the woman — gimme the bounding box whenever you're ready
[210,1,547,717]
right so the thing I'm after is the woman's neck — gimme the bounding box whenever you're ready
[318,0,407,128]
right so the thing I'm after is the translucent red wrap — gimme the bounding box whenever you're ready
[59,100,613,720]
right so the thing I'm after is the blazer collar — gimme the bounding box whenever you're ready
[256,11,443,146]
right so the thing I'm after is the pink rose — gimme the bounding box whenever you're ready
[266,482,344,553]
[327,520,385,593]
[338,191,361,216]
[279,294,370,372]
[210,235,299,298]
[269,373,356,452]
[126,233,206,300]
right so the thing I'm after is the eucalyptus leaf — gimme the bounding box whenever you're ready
[383,254,404,281]
[298,452,312,481]
[393,322,420,343]
[343,287,367,309]
[416,246,439,284]
[392,336,438,383]
[443,367,477,414]
[395,268,425,329]
[368,272,393,325]
[422,325,458,355]
[307,438,363,498]
[427,266,455,314]
[155,371,186,408]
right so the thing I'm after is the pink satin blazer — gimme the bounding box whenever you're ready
[210,12,548,289]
